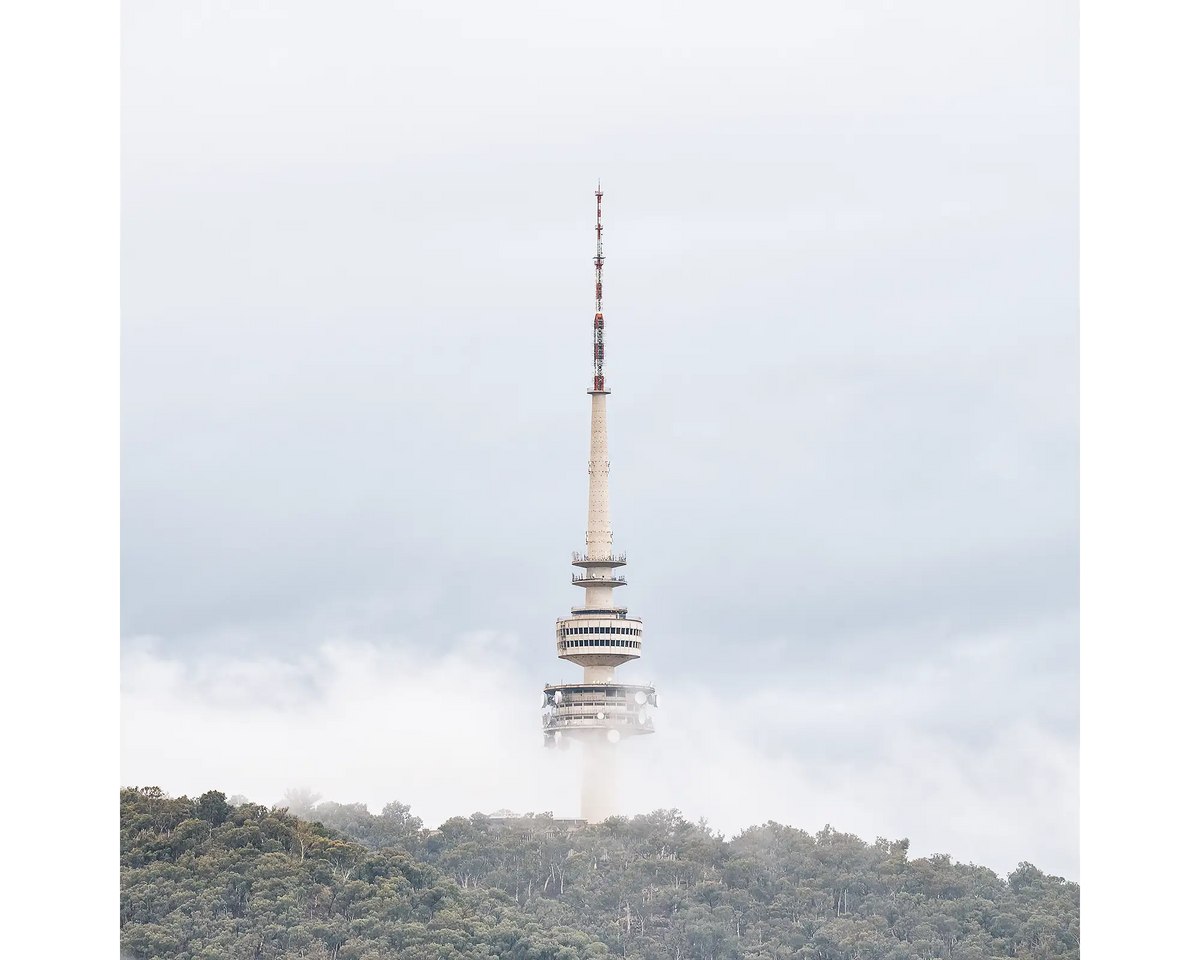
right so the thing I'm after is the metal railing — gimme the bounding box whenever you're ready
[571,551,627,563]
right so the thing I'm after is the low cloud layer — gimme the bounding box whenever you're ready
[122,626,1077,879]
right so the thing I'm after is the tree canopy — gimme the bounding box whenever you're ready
[121,787,1078,960]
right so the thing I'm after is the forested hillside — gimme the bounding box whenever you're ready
[121,787,1079,960]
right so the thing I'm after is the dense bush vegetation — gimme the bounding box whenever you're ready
[121,787,1078,959]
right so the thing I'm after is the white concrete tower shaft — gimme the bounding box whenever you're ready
[586,394,613,567]
[581,738,617,824]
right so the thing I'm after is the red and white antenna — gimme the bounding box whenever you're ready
[593,181,606,392]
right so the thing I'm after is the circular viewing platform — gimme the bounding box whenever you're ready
[571,551,627,569]
[555,616,643,665]
[571,572,627,587]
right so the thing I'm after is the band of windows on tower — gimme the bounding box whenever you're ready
[557,625,642,636]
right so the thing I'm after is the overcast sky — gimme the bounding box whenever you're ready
[121,0,1078,877]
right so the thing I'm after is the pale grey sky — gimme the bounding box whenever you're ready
[122,0,1078,876]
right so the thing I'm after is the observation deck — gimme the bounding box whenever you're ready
[556,616,643,666]
[572,551,626,570]
[571,572,627,588]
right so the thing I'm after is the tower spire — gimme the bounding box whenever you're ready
[593,181,605,392]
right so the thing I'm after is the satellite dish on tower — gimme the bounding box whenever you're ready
[607,729,620,743]
[634,691,647,705]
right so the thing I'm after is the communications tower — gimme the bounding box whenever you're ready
[542,184,658,823]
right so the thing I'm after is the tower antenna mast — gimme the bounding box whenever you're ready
[593,181,605,392]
